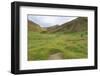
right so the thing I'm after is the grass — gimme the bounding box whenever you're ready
[28,31,88,61]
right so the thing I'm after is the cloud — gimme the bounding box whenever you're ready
[28,15,77,27]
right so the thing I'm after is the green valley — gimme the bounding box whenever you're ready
[28,17,88,61]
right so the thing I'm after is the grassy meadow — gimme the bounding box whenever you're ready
[28,31,88,60]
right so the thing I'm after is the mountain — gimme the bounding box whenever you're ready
[46,17,88,33]
[28,20,42,32]
[28,17,88,33]
[46,25,60,31]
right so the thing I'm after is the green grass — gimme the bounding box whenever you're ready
[28,31,88,61]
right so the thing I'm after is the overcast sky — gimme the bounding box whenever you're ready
[28,15,77,27]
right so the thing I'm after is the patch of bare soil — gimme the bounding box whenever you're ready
[48,52,63,60]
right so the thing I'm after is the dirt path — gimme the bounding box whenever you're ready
[48,52,63,60]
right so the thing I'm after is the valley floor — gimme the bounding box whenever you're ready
[28,31,88,61]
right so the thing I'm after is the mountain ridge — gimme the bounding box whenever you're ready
[46,17,88,33]
[28,17,88,33]
[28,20,42,32]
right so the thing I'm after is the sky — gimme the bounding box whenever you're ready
[28,15,78,27]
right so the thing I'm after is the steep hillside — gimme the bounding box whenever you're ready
[28,20,42,32]
[47,17,88,33]
[46,25,60,31]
